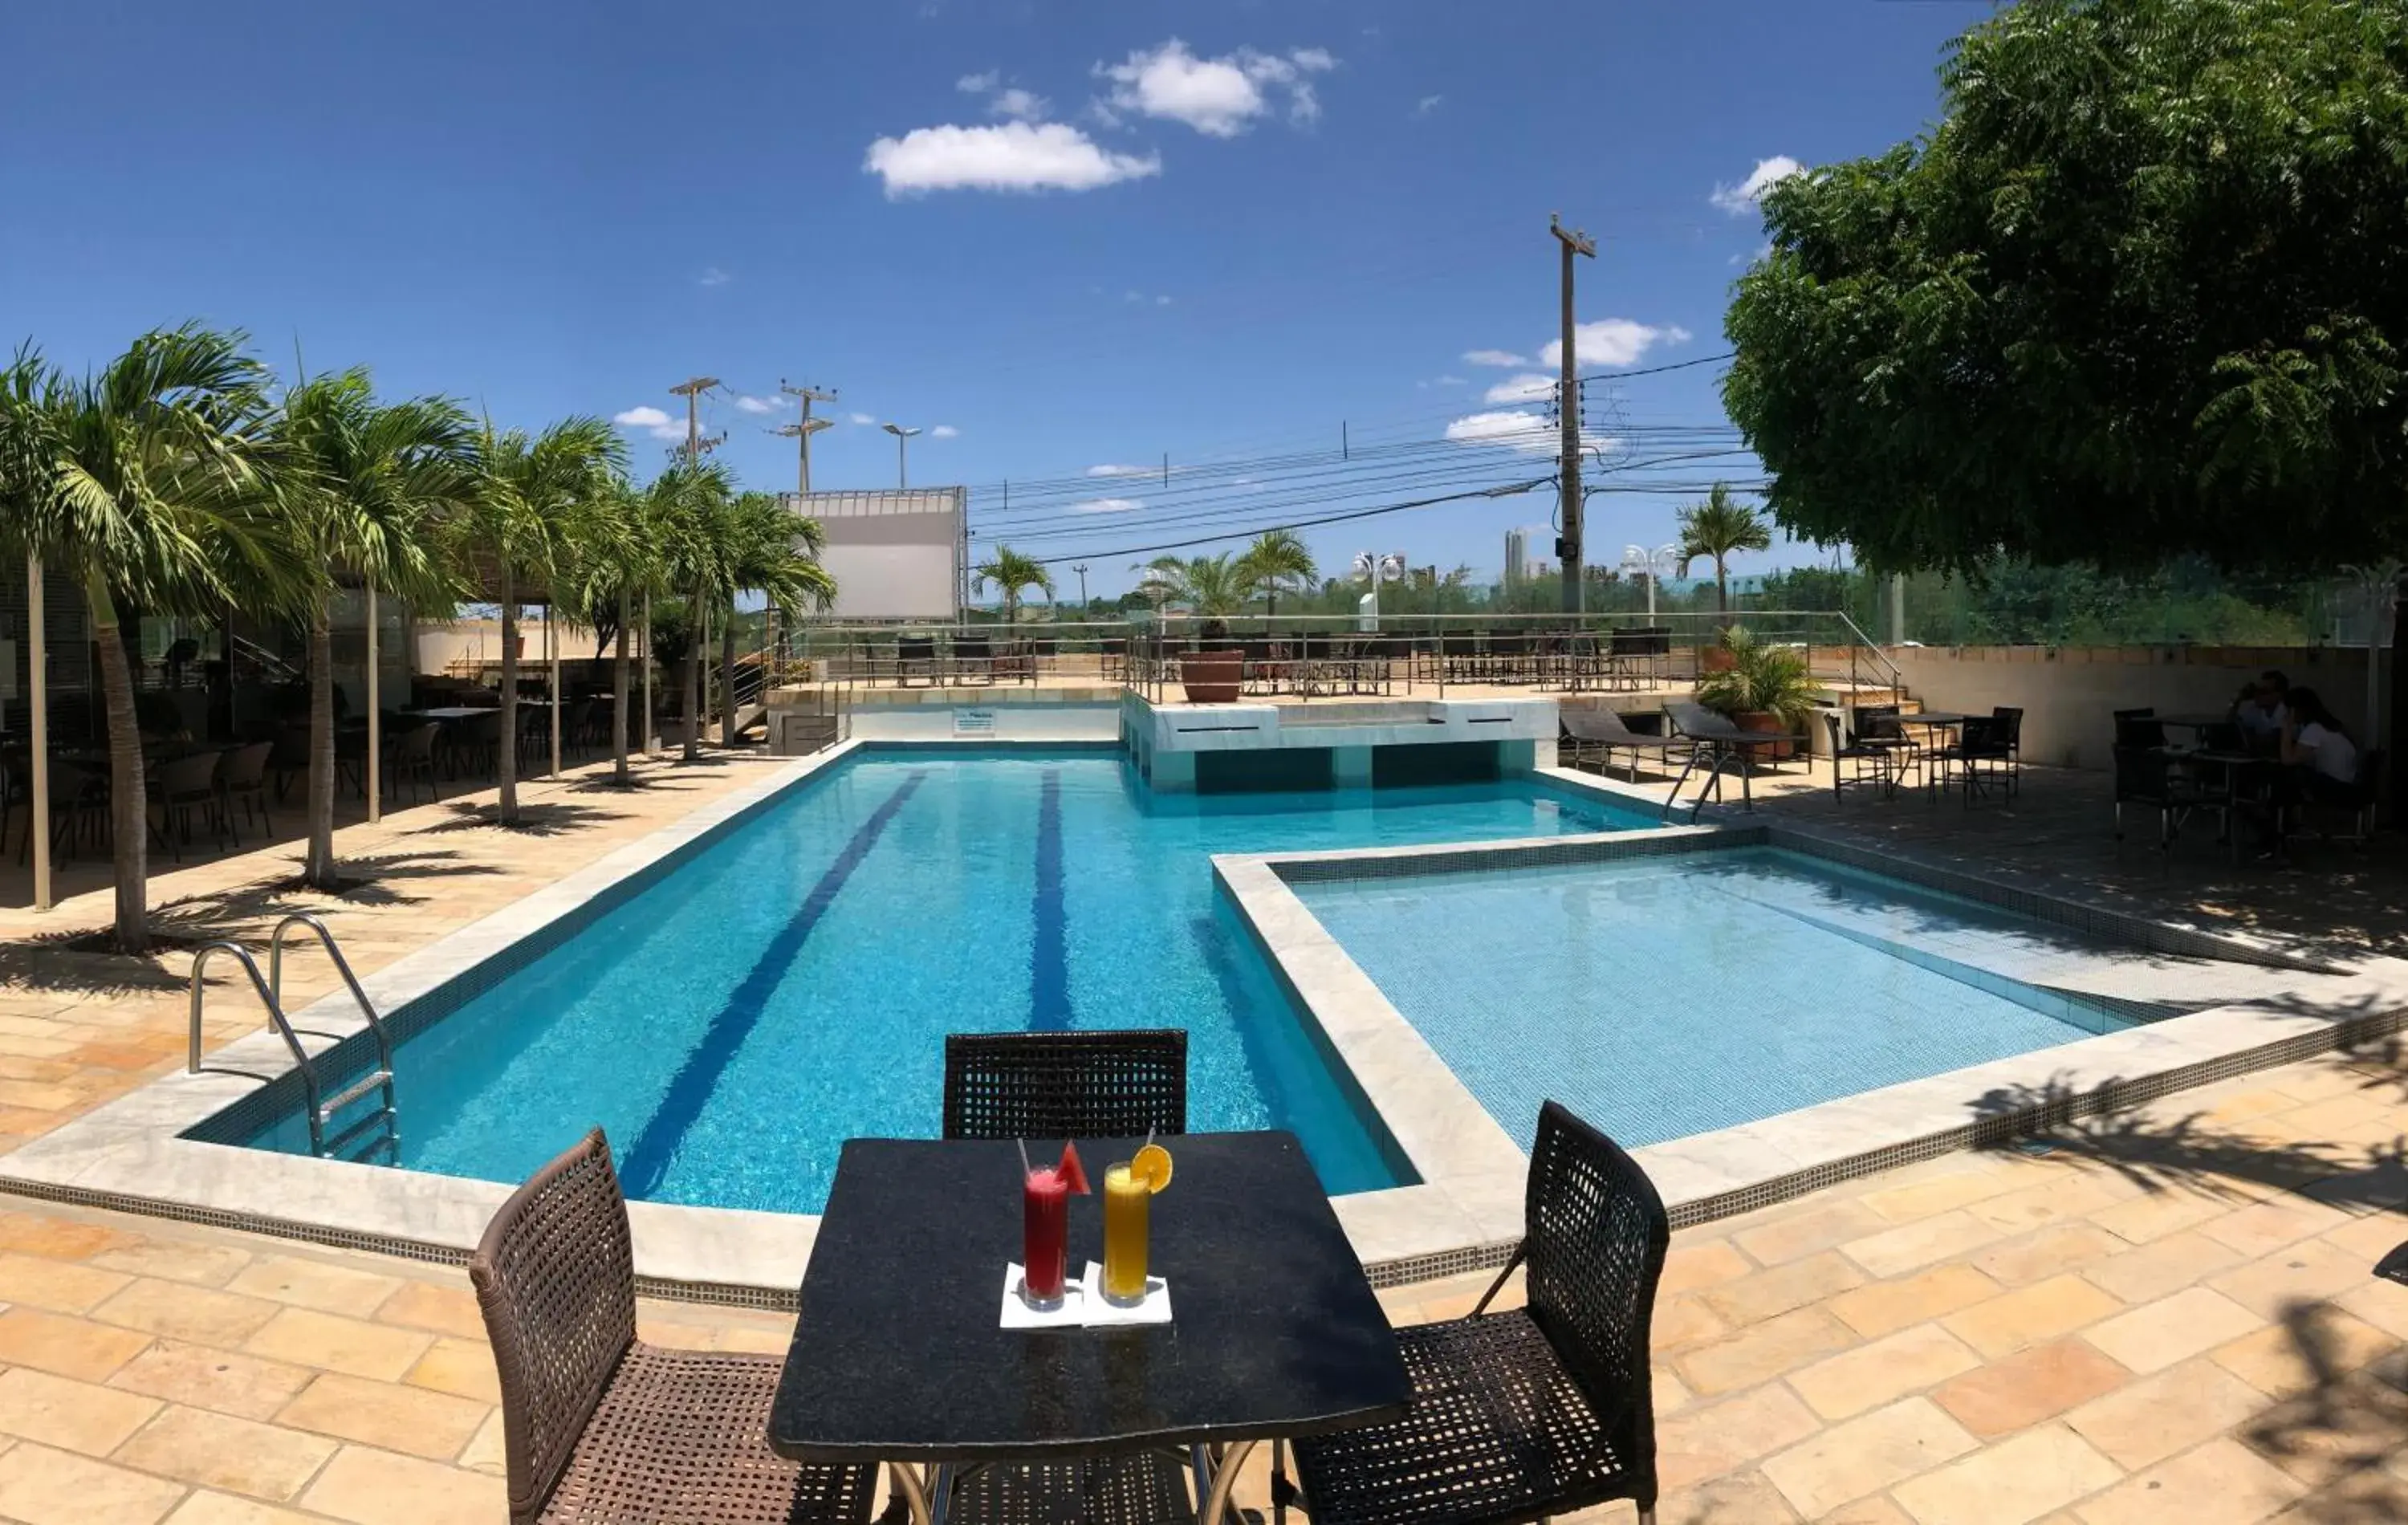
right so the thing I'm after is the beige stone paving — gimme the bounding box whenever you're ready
[0,744,2397,1519]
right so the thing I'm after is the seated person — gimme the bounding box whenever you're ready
[2231,670,2289,746]
[2280,688,2359,803]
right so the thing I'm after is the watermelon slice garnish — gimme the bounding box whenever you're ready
[1056,1140,1092,1195]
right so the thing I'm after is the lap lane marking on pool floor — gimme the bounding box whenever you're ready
[1029,769,1071,1032]
[618,770,929,1198]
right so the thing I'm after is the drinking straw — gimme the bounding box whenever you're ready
[1016,1138,1033,1177]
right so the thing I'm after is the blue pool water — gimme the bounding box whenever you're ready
[247,750,1641,1211]
[1295,848,2146,1150]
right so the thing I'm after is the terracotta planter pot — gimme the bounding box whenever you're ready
[1699,645,1737,674]
[1734,710,1794,760]
[1181,649,1243,704]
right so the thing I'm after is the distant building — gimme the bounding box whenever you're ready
[1504,528,1527,588]
[780,488,965,621]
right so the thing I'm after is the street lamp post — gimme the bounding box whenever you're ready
[881,422,921,488]
[1621,543,1679,619]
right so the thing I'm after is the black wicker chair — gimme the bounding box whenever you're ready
[1276,1100,1669,1525]
[469,1129,877,1525]
[934,1031,1196,1523]
[941,1029,1187,1141]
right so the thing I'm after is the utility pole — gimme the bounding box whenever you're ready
[670,376,723,464]
[776,380,838,494]
[1550,213,1597,615]
[1073,563,1089,608]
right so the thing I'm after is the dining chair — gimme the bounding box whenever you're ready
[470,1129,879,1525]
[217,740,276,845]
[941,1029,1187,1142]
[385,722,440,807]
[148,750,226,860]
[1275,1100,1670,1525]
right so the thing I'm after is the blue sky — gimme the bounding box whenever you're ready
[2,2,1971,596]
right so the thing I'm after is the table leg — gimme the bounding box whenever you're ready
[888,1460,935,1525]
[1198,1438,1257,1525]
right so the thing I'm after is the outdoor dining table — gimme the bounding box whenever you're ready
[768,1131,1412,1525]
[397,706,496,722]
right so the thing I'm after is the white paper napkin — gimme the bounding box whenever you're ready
[998,1263,1088,1329]
[1079,1261,1173,1326]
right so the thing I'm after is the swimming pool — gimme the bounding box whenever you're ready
[1292,846,2157,1151]
[236,749,1644,1211]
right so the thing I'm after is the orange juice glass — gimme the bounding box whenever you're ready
[1100,1162,1151,1305]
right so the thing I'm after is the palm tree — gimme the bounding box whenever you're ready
[2,327,295,952]
[650,462,739,762]
[715,491,834,746]
[1145,552,1251,638]
[454,417,623,824]
[1235,531,1316,616]
[562,470,657,786]
[276,370,470,886]
[1676,482,1774,615]
[973,547,1054,625]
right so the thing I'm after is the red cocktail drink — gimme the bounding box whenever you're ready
[1021,1167,1070,1308]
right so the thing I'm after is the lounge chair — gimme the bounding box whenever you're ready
[1663,701,1800,816]
[1561,709,1688,783]
[1275,1100,1669,1525]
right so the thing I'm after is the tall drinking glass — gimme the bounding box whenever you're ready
[1100,1162,1150,1306]
[1022,1168,1069,1309]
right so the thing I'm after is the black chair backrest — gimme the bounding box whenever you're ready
[2113,713,2165,750]
[1665,701,1739,740]
[942,1029,1188,1141]
[1564,709,1643,743]
[1523,1101,1670,1427]
[157,750,221,797]
[954,638,992,661]
[220,740,274,789]
[2203,722,2247,754]
[1990,706,2023,745]
[1822,711,1848,752]
[469,1129,637,1525]
[1959,715,2003,752]
[898,637,935,661]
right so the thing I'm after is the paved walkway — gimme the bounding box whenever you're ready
[0,746,2393,1522]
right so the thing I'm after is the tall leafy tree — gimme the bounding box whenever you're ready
[1675,483,1773,615]
[1145,552,1251,636]
[651,461,739,762]
[563,471,656,787]
[1723,0,2408,575]
[276,371,470,885]
[0,327,295,951]
[973,547,1054,625]
[1236,531,1316,616]
[453,417,623,824]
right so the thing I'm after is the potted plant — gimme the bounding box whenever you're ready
[1694,626,1816,758]
[1147,553,1250,703]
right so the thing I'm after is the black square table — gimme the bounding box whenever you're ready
[770,1132,1411,1525]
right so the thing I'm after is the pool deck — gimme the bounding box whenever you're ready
[0,750,2397,1520]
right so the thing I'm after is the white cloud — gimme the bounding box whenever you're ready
[698,266,730,287]
[864,121,1161,196]
[733,395,789,414]
[1537,319,1691,371]
[1155,293,1172,306]
[930,424,960,438]
[1710,154,1805,215]
[848,412,878,425]
[611,405,686,443]
[1074,497,1143,514]
[989,87,1048,122]
[1086,463,1150,478]
[1416,93,1443,115]
[1434,373,1466,386]
[956,70,999,93]
[1096,39,1336,137]
[1462,349,1528,368]
[1483,372,1556,405]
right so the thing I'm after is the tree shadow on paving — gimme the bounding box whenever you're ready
[413,800,632,837]
[267,849,509,908]
[2242,1300,2408,1524]
[1969,1073,2408,1214]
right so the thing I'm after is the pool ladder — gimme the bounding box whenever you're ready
[186,913,400,1165]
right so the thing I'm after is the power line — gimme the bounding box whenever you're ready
[1029,480,1551,566]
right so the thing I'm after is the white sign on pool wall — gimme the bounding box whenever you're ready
[954,709,997,734]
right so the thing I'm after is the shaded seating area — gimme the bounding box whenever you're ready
[1561,708,1689,782]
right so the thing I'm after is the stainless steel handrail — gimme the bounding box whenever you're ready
[186,941,327,1136]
